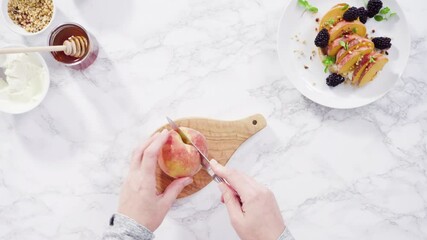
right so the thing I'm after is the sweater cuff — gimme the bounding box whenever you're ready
[278,227,295,240]
[103,213,154,240]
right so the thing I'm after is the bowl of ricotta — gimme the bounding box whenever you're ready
[0,46,50,114]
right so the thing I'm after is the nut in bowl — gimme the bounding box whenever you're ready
[1,0,56,36]
[0,45,50,114]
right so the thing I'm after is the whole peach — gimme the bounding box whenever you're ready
[158,127,208,178]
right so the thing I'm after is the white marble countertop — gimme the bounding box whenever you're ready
[0,0,426,239]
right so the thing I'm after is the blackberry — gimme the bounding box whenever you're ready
[358,7,368,24]
[343,7,359,22]
[314,28,330,48]
[326,73,345,87]
[372,37,392,50]
[367,0,383,18]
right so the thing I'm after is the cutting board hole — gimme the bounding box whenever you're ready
[252,120,257,125]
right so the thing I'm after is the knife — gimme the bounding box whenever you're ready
[166,117,225,183]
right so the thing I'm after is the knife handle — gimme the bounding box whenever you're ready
[212,174,243,206]
[213,174,225,183]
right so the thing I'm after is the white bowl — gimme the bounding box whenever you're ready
[1,0,56,36]
[0,45,50,114]
[277,0,410,109]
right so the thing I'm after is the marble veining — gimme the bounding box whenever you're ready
[0,0,426,239]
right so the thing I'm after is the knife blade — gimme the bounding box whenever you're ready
[166,117,225,183]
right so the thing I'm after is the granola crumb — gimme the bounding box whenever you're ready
[304,65,309,69]
[7,0,53,33]
[315,18,319,23]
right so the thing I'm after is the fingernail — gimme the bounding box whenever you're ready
[161,129,168,134]
[210,159,218,165]
[184,177,193,186]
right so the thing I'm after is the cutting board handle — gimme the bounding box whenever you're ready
[155,114,267,198]
[233,113,267,135]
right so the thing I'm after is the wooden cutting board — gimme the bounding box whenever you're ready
[155,114,267,198]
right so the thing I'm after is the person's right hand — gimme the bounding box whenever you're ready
[210,160,285,240]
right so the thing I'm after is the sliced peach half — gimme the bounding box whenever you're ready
[319,3,349,30]
[358,55,389,87]
[352,52,377,85]
[337,47,373,74]
[328,20,367,43]
[336,38,374,63]
[327,34,361,57]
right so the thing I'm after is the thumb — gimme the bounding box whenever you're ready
[161,177,193,206]
[218,183,243,220]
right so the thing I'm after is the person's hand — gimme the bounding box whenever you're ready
[118,129,193,232]
[210,160,285,240]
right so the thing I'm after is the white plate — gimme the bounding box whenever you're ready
[0,46,50,114]
[277,0,410,109]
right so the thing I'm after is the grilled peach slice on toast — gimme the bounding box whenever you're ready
[352,52,377,85]
[358,55,389,87]
[328,20,366,43]
[337,47,373,74]
[319,3,349,30]
[327,34,361,56]
[335,38,374,63]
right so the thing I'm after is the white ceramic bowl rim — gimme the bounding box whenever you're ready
[0,45,50,114]
[1,0,56,36]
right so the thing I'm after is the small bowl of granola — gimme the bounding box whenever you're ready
[1,0,55,36]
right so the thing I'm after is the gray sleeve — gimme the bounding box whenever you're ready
[102,213,155,240]
[278,227,295,240]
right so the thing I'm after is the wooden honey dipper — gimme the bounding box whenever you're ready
[0,35,89,58]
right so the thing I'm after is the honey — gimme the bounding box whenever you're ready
[49,23,98,70]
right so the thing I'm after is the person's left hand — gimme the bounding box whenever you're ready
[118,129,193,232]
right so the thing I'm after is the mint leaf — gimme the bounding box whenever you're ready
[352,27,357,33]
[375,6,398,22]
[380,7,390,14]
[326,18,335,27]
[298,0,318,13]
[322,56,336,73]
[342,4,349,10]
[374,15,384,21]
[308,6,318,13]
[339,41,349,50]
[324,65,329,73]
[298,0,309,8]
[369,56,376,63]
